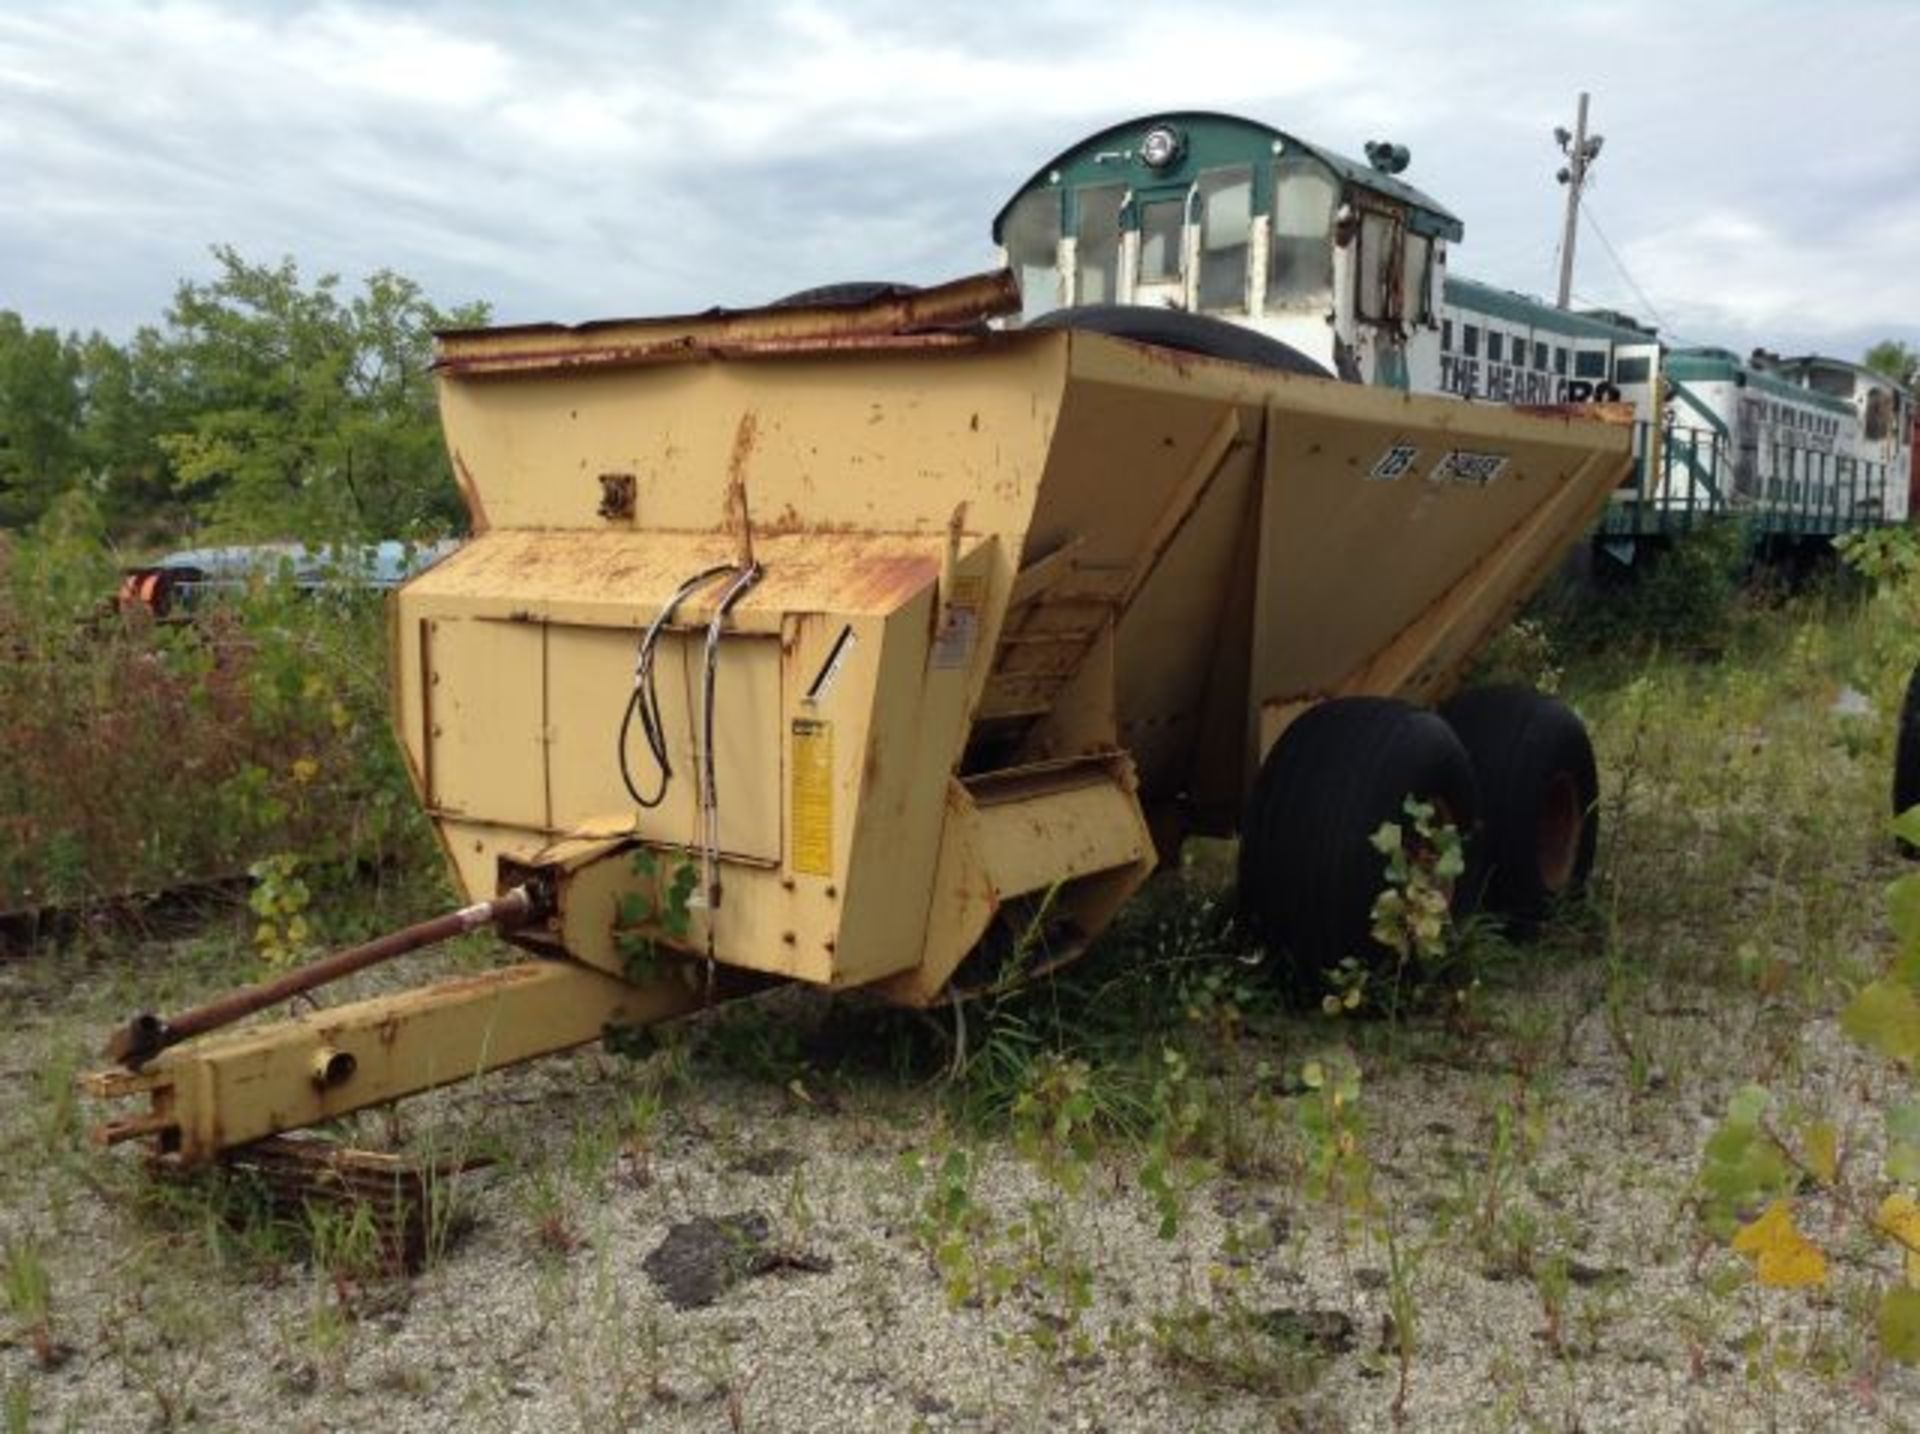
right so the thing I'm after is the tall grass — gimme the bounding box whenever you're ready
[0,494,442,927]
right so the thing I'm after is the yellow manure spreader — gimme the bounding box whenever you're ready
[89,271,1630,1169]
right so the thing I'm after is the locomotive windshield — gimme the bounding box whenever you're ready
[1196,165,1253,311]
[990,113,1460,387]
[1269,154,1337,306]
[1001,188,1060,321]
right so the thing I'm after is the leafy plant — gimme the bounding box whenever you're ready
[1323,797,1469,1020]
[1696,805,1920,1364]
[1294,1052,1371,1225]
[248,852,316,968]
[1836,525,1920,591]
[613,847,699,984]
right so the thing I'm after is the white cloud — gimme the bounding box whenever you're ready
[1617,204,1920,346]
[0,0,1916,359]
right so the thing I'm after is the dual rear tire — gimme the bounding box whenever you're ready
[1239,688,1597,996]
[1894,660,1920,850]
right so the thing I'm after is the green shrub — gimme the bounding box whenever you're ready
[0,494,442,930]
[1540,519,1749,657]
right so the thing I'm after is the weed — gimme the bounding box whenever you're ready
[1,1235,56,1368]
[0,499,444,926]
[304,1194,389,1298]
[1138,1046,1215,1239]
[520,1165,580,1258]
[247,852,316,968]
[1320,797,1472,1022]
[613,846,699,983]
[1294,1051,1371,1230]
[1692,806,1920,1368]
[1381,1215,1424,1427]
[1547,518,1749,657]
[1149,1300,1330,1398]
[1469,615,1564,694]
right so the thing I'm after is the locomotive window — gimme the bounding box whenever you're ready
[1463,324,1480,358]
[1401,233,1432,323]
[1534,342,1548,370]
[1615,356,1651,385]
[1003,188,1063,321]
[1574,349,1607,379]
[1073,184,1125,305]
[1354,210,1400,321]
[1138,198,1185,284]
[1442,319,1453,351]
[1488,332,1504,364]
[1554,346,1568,375]
[1867,389,1893,440]
[1268,156,1336,306]
[1197,166,1253,312]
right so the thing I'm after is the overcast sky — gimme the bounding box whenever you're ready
[3,1,1916,361]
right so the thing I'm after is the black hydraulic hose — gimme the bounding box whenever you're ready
[618,565,736,808]
[698,563,764,903]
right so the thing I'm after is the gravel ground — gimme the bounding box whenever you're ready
[3,888,1918,1434]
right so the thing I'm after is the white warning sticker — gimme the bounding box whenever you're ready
[931,576,985,670]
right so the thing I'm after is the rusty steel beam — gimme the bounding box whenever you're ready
[104,885,544,1069]
[433,269,1021,377]
[87,959,732,1163]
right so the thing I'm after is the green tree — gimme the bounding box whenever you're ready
[75,327,189,542]
[1864,339,1919,389]
[158,246,488,541]
[0,313,83,528]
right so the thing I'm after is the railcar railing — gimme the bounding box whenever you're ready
[1599,421,1892,543]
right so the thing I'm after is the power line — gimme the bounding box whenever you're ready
[1568,289,1718,354]
[1579,199,1669,336]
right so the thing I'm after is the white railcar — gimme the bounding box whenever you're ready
[990,111,1912,549]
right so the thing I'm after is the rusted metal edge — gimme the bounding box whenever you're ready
[963,750,1135,806]
[1511,400,1637,427]
[434,268,1020,376]
[438,329,995,379]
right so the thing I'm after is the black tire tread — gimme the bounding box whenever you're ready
[1239,698,1477,995]
[1896,660,1920,819]
[1439,685,1598,925]
[1894,661,1920,857]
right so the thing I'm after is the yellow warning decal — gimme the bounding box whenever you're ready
[791,717,833,876]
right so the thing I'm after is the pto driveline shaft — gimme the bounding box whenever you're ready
[104,885,543,1069]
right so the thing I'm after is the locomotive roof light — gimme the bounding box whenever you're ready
[1364,140,1410,174]
[1140,125,1184,169]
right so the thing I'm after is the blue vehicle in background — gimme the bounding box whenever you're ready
[117,540,459,618]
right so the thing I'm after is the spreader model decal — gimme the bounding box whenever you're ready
[1432,450,1509,486]
[1368,444,1421,482]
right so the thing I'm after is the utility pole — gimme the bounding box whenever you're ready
[1554,92,1604,311]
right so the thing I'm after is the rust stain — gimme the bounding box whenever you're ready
[452,451,490,535]
[837,551,940,610]
[727,410,759,481]
[725,412,758,562]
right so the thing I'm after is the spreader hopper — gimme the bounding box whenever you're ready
[91,271,1632,1162]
